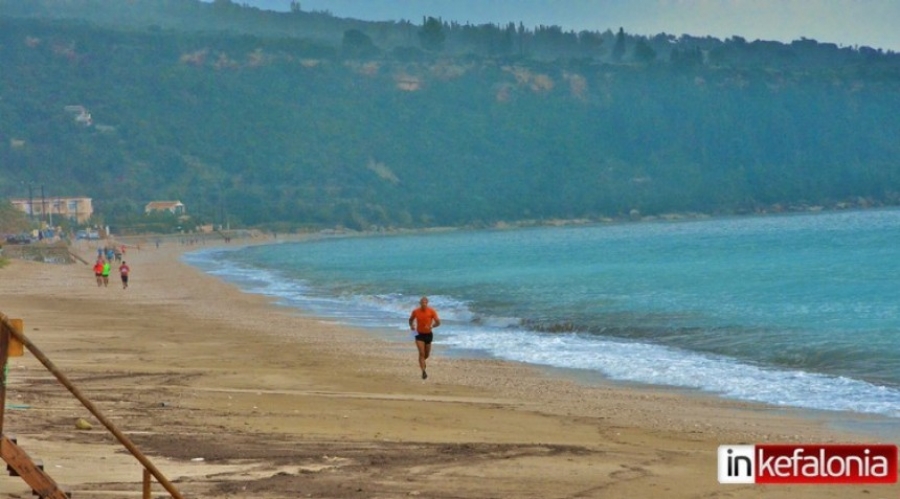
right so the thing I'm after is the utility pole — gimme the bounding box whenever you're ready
[28,185,34,222]
[40,185,46,227]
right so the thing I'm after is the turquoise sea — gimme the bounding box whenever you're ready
[184,209,900,421]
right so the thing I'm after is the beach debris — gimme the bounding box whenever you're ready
[75,418,93,430]
[190,457,204,462]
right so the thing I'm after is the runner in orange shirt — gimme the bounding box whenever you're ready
[93,259,104,287]
[408,296,440,379]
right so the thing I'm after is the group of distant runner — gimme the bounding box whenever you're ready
[92,245,130,289]
[97,244,127,263]
[92,258,129,289]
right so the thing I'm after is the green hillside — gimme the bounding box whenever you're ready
[1,1,899,231]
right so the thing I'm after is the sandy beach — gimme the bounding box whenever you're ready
[0,237,895,498]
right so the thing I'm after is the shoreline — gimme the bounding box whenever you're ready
[0,239,895,498]
[182,234,900,441]
[182,235,900,438]
[308,314,900,444]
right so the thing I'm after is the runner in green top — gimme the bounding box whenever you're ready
[101,260,111,287]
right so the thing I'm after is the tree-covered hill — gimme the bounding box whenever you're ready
[1,1,899,231]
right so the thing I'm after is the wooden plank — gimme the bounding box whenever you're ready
[8,319,24,357]
[0,435,69,499]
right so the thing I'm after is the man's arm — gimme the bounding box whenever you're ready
[409,313,416,330]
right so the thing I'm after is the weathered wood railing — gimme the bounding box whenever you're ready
[0,313,185,499]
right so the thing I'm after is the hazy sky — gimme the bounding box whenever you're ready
[224,0,900,52]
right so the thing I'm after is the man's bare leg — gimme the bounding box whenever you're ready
[416,340,428,379]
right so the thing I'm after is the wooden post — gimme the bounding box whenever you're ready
[143,468,151,499]
[8,319,24,357]
[0,321,8,436]
[1,319,25,436]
